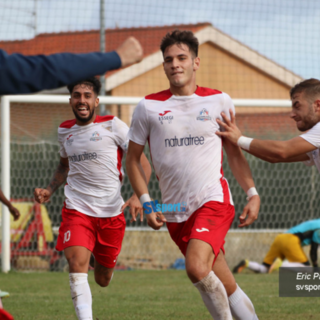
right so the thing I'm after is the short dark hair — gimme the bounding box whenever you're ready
[67,77,101,95]
[290,78,320,101]
[160,30,199,57]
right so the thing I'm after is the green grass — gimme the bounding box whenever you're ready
[1,270,320,320]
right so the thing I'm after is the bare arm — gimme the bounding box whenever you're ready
[223,138,260,227]
[126,142,149,198]
[140,153,152,185]
[216,111,316,163]
[121,152,152,222]
[247,137,314,163]
[126,140,166,230]
[34,157,69,204]
[0,188,20,221]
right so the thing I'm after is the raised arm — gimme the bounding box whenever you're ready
[34,157,69,203]
[216,110,315,163]
[0,37,143,95]
[223,138,260,227]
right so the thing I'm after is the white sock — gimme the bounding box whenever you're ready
[281,261,307,268]
[248,261,268,273]
[193,271,232,320]
[69,273,92,320]
[229,284,259,320]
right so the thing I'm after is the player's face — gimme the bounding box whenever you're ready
[69,84,99,125]
[163,43,200,91]
[290,91,320,131]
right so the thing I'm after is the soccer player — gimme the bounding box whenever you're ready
[34,77,151,320]
[216,78,320,172]
[126,30,260,320]
[233,219,320,274]
[0,36,143,95]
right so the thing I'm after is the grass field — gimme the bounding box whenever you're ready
[1,270,319,320]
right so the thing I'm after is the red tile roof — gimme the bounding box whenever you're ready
[0,23,211,57]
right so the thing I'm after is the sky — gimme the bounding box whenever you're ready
[0,0,319,79]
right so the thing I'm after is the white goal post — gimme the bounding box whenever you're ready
[0,94,292,273]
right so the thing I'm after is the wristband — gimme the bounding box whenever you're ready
[246,187,259,201]
[237,136,253,151]
[140,193,151,206]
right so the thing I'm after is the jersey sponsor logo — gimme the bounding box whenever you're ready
[159,111,173,124]
[90,131,102,141]
[196,228,209,233]
[66,134,74,146]
[197,108,212,121]
[64,230,71,243]
[165,135,205,147]
[159,110,172,116]
[68,152,98,162]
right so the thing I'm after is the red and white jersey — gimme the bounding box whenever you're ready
[301,121,320,174]
[128,86,234,223]
[58,115,129,217]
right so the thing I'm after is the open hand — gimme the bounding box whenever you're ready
[216,110,242,146]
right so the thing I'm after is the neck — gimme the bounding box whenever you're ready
[170,83,197,96]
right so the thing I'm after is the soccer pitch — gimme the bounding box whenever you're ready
[1,270,319,320]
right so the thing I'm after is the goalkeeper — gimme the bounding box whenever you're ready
[233,219,320,273]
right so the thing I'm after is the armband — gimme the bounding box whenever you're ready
[140,193,151,206]
[237,136,253,151]
[246,187,259,200]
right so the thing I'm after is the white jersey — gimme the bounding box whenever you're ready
[128,87,234,223]
[58,115,129,217]
[300,121,320,173]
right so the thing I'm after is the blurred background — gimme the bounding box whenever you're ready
[1,0,319,272]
